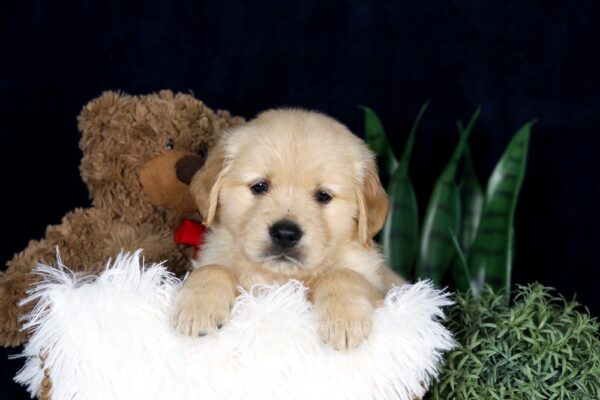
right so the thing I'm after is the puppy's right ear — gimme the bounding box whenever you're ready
[190,142,228,226]
[356,156,389,247]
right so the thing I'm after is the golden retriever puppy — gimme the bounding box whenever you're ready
[172,109,404,350]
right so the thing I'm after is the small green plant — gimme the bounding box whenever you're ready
[427,284,600,399]
[362,106,533,298]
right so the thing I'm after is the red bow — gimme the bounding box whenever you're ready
[174,218,206,258]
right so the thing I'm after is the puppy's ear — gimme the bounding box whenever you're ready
[356,159,389,247]
[190,142,228,226]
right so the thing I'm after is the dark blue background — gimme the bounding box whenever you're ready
[2,1,599,397]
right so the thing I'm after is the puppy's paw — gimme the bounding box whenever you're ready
[316,298,374,350]
[171,285,236,337]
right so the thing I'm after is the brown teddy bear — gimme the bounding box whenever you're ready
[0,90,243,347]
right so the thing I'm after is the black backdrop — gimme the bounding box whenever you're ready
[1,1,599,397]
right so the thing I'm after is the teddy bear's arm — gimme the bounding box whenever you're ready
[0,208,116,346]
[1,206,197,347]
[0,235,75,347]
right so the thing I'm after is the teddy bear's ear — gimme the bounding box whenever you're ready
[78,91,133,187]
[190,142,229,226]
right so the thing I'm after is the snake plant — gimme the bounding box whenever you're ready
[363,106,533,297]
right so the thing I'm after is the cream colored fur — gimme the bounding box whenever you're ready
[173,109,404,349]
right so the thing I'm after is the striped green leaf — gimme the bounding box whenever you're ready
[360,106,398,187]
[450,230,473,292]
[452,140,484,291]
[467,121,534,296]
[382,103,429,277]
[415,109,481,285]
[457,142,484,251]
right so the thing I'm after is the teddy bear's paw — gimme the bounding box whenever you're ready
[171,285,235,337]
[316,298,374,350]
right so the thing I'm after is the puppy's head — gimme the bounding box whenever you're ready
[191,109,388,272]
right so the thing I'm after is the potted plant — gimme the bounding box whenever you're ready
[363,106,600,398]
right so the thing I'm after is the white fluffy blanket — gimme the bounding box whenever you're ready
[15,251,454,400]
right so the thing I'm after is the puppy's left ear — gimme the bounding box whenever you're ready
[356,158,389,247]
[190,142,228,226]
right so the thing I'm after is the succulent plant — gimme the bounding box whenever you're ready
[428,284,600,399]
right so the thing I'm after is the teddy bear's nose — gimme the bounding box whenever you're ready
[175,155,206,184]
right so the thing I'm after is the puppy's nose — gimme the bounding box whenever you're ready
[269,220,303,249]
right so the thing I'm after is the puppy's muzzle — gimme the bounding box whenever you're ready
[269,220,303,249]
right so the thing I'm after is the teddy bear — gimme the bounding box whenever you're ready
[0,90,243,347]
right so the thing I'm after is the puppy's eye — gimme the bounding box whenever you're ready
[164,139,174,150]
[250,181,270,195]
[315,190,332,204]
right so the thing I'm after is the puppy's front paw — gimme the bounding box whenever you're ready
[171,284,236,337]
[316,299,374,350]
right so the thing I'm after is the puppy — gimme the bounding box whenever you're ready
[172,109,404,350]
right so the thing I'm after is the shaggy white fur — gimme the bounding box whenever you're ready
[15,251,455,400]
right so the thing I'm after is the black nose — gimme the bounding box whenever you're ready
[269,220,303,249]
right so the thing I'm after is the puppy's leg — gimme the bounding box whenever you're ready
[309,268,382,350]
[172,265,238,336]
[380,265,405,291]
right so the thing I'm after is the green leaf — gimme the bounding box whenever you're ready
[450,229,474,293]
[415,108,480,284]
[396,102,429,176]
[452,136,484,292]
[467,121,534,297]
[457,142,484,252]
[360,106,398,187]
[382,103,428,277]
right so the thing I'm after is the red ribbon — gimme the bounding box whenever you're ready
[174,218,206,258]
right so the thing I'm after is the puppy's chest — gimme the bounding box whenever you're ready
[236,266,320,290]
